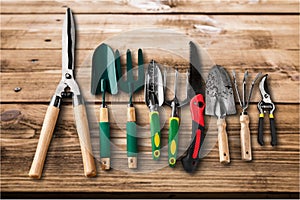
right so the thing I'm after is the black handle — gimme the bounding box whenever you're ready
[258,116,264,146]
[181,121,205,173]
[270,117,277,146]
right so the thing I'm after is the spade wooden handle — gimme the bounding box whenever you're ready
[74,104,97,177]
[240,113,252,161]
[29,105,59,179]
[127,107,137,169]
[99,107,110,170]
[217,118,230,164]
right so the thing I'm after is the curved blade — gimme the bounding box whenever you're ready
[144,60,164,107]
[62,8,75,76]
[205,65,236,117]
[259,74,272,103]
[188,41,205,98]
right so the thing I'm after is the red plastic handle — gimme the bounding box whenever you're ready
[190,94,205,159]
[190,94,205,127]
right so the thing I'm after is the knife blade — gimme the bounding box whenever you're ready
[181,41,206,173]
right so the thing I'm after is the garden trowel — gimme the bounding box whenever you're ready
[205,65,236,164]
[91,43,118,170]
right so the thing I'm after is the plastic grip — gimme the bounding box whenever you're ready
[127,122,137,157]
[270,117,277,146]
[181,121,205,173]
[99,122,110,158]
[258,116,264,146]
[168,117,179,167]
[150,111,161,160]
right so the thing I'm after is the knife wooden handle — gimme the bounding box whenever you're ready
[99,107,110,170]
[29,105,59,179]
[127,106,137,169]
[74,104,97,177]
[217,118,230,164]
[240,113,252,161]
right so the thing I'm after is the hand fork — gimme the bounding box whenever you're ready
[115,49,144,168]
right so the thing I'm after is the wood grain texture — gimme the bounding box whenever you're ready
[73,104,97,177]
[240,114,252,161]
[217,118,230,164]
[28,105,59,179]
[1,15,299,50]
[1,0,299,14]
[1,0,299,196]
[1,103,299,193]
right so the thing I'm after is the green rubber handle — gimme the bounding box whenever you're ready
[168,117,179,167]
[150,111,161,160]
[127,121,137,157]
[99,122,110,158]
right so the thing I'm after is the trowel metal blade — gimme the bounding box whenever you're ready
[205,65,236,117]
[91,43,118,95]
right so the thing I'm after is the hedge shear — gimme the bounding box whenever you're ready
[29,8,96,179]
[257,74,277,146]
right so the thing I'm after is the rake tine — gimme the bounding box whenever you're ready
[126,49,133,81]
[137,49,145,90]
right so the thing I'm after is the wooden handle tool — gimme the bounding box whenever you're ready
[29,105,59,179]
[217,118,230,164]
[99,107,110,170]
[240,113,252,161]
[127,106,137,169]
[74,104,97,177]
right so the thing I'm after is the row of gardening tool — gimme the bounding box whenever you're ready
[29,9,276,179]
[91,42,277,173]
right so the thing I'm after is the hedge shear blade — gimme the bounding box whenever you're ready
[257,74,277,146]
[29,8,96,179]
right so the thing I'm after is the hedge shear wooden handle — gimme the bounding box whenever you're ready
[29,102,60,179]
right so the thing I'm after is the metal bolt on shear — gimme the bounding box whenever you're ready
[28,8,96,179]
[232,70,261,161]
[257,74,277,146]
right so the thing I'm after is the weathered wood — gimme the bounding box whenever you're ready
[1,49,299,73]
[1,0,299,14]
[1,15,299,50]
[1,0,299,196]
[1,69,298,103]
[1,103,299,192]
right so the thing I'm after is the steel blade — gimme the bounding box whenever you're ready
[205,65,236,117]
[62,8,75,75]
[188,41,205,98]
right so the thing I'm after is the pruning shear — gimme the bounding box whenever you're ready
[257,74,277,146]
[28,8,96,179]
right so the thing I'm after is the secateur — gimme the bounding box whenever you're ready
[29,8,96,178]
[232,70,261,161]
[257,74,277,146]
[164,69,189,167]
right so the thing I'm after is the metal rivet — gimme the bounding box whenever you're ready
[65,73,72,79]
[14,87,22,92]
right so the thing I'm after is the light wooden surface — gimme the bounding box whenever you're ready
[1,0,299,198]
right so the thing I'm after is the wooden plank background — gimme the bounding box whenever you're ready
[1,0,299,198]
